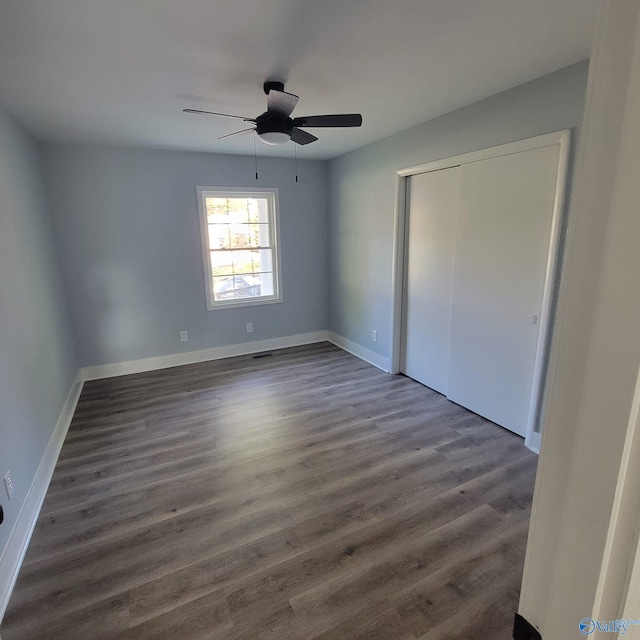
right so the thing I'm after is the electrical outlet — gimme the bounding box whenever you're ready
[4,471,14,501]
[180,331,188,342]
[371,330,378,343]
[246,323,253,334]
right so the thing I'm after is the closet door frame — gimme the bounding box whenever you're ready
[389,130,571,452]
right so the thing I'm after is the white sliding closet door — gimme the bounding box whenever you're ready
[446,145,560,436]
[403,166,460,394]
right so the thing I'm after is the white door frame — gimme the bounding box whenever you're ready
[389,130,571,452]
[519,2,640,634]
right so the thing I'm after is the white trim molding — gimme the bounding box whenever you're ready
[519,2,640,636]
[396,130,572,179]
[82,331,329,380]
[525,430,542,455]
[0,372,84,622]
[593,363,640,623]
[328,332,392,373]
[196,186,283,311]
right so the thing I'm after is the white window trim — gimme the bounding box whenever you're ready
[196,186,283,310]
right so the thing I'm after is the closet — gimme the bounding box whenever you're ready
[400,132,569,445]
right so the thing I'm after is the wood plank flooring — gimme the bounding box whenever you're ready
[1,342,537,640]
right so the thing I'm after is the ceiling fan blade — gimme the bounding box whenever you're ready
[217,127,256,140]
[267,90,299,118]
[290,127,318,146]
[292,114,362,128]
[183,108,256,122]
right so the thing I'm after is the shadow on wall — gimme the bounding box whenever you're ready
[88,265,155,364]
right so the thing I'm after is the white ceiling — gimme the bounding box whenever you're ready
[0,0,599,160]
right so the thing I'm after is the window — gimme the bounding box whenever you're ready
[197,187,282,309]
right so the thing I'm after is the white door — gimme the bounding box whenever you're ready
[402,166,460,395]
[446,145,560,436]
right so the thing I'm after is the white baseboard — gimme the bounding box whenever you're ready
[81,331,330,381]
[525,429,542,454]
[0,372,84,623]
[328,331,392,373]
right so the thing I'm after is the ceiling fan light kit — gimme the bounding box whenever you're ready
[258,130,290,145]
[184,80,362,147]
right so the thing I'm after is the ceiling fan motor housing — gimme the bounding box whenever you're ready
[255,113,293,137]
[263,80,285,95]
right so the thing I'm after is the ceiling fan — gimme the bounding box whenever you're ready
[184,81,362,146]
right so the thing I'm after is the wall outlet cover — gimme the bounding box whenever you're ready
[3,471,14,501]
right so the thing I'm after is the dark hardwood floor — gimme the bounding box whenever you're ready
[1,342,537,639]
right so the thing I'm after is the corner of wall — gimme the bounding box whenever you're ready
[328,331,391,373]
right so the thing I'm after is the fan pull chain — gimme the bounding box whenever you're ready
[253,132,259,180]
[294,143,298,183]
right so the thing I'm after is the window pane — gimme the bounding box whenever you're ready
[210,222,270,249]
[206,197,231,224]
[210,251,234,276]
[213,275,261,301]
[246,199,259,223]
[248,198,270,224]
[253,223,270,247]
[229,249,253,274]
[257,272,275,296]
[243,223,265,248]
[209,248,274,279]
[229,223,252,248]
[250,248,273,273]
[250,250,260,273]
[208,224,230,250]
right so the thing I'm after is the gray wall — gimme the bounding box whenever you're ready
[0,108,77,553]
[41,145,329,367]
[327,61,590,361]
